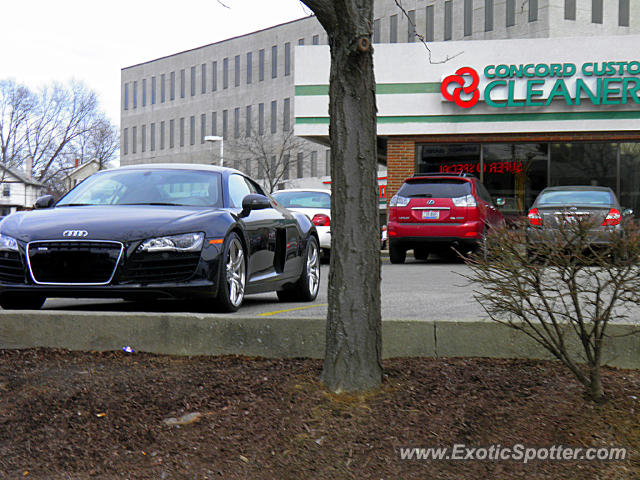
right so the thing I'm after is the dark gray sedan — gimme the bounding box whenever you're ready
[526,186,633,251]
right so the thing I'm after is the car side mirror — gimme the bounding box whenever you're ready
[241,194,271,216]
[34,195,55,209]
[495,197,506,207]
[622,208,634,217]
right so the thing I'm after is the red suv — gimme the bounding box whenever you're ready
[387,173,504,263]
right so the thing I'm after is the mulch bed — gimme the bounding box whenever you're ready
[1,349,639,479]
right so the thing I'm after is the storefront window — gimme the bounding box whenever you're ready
[483,144,547,216]
[416,144,480,174]
[620,143,640,213]
[550,143,617,191]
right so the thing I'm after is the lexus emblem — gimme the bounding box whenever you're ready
[427,200,435,205]
[62,230,88,238]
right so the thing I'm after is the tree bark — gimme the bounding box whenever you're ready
[302,0,382,392]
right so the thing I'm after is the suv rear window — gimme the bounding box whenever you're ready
[398,179,472,198]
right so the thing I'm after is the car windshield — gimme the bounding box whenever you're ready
[272,191,330,209]
[57,169,223,207]
[536,190,614,206]
[398,179,472,198]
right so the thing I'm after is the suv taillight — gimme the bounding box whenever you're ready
[528,208,542,226]
[312,214,330,227]
[451,194,477,207]
[389,195,410,207]
[602,208,621,226]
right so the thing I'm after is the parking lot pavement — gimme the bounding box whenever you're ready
[42,257,486,321]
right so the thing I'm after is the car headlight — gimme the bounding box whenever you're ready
[137,232,204,253]
[0,234,18,251]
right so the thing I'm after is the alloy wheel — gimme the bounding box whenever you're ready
[226,238,246,307]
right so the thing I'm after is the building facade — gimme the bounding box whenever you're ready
[0,166,45,216]
[121,0,639,198]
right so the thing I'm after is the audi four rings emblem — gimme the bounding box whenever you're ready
[62,230,89,237]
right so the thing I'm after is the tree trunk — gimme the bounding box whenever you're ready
[303,0,383,393]
[588,363,604,403]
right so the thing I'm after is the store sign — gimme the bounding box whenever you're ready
[439,161,524,174]
[441,61,640,109]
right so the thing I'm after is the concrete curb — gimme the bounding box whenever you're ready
[0,311,638,368]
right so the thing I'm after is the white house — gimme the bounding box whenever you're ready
[64,159,102,192]
[0,165,45,216]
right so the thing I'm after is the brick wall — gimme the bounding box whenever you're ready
[387,137,416,204]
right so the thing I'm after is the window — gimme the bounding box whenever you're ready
[3,185,10,197]
[297,152,304,178]
[283,154,290,180]
[272,45,278,78]
[464,0,473,36]
[270,100,277,134]
[565,0,576,19]
[259,49,265,81]
[212,61,217,91]
[123,128,128,154]
[179,117,185,147]
[150,123,155,151]
[180,69,185,98]
[142,79,146,107]
[373,18,381,43]
[311,151,317,177]
[200,114,206,144]
[211,112,217,136]
[246,105,252,136]
[234,107,240,138]
[592,0,603,23]
[190,116,195,145]
[133,81,138,108]
[444,1,453,40]
[408,10,416,42]
[151,76,156,104]
[235,55,240,87]
[619,0,629,26]
[189,66,195,96]
[390,14,398,43]
[124,83,129,110]
[160,121,165,150]
[258,103,264,135]
[284,42,291,76]
[223,57,229,89]
[170,72,175,100]
[506,0,515,27]
[312,35,319,45]
[228,174,254,208]
[201,64,206,94]
[485,0,494,31]
[160,74,165,103]
[283,98,290,132]
[132,126,137,153]
[247,52,252,84]
[529,0,538,22]
[426,5,434,41]
[141,125,146,152]
[169,120,174,148]
[298,38,305,45]
[222,110,228,140]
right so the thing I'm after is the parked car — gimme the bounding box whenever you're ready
[0,164,320,311]
[387,173,504,263]
[272,188,331,261]
[526,186,633,254]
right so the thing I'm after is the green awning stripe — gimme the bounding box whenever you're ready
[296,110,640,125]
[295,82,440,96]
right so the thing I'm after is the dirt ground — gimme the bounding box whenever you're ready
[0,349,639,479]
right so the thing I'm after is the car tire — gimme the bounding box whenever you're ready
[215,232,247,312]
[389,241,406,264]
[0,294,46,310]
[277,236,320,302]
[413,248,429,261]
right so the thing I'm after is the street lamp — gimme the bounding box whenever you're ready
[204,135,224,166]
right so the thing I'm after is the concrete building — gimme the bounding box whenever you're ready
[121,0,639,200]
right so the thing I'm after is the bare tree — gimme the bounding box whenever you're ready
[228,113,309,193]
[465,219,640,402]
[0,80,35,172]
[301,0,382,393]
[67,116,119,170]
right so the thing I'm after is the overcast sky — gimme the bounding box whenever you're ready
[0,0,311,126]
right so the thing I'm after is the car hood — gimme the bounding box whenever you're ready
[1,205,227,243]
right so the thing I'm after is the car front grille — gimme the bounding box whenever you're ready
[118,251,201,284]
[0,250,26,283]
[27,241,123,285]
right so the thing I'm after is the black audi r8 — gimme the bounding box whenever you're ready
[0,164,320,312]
